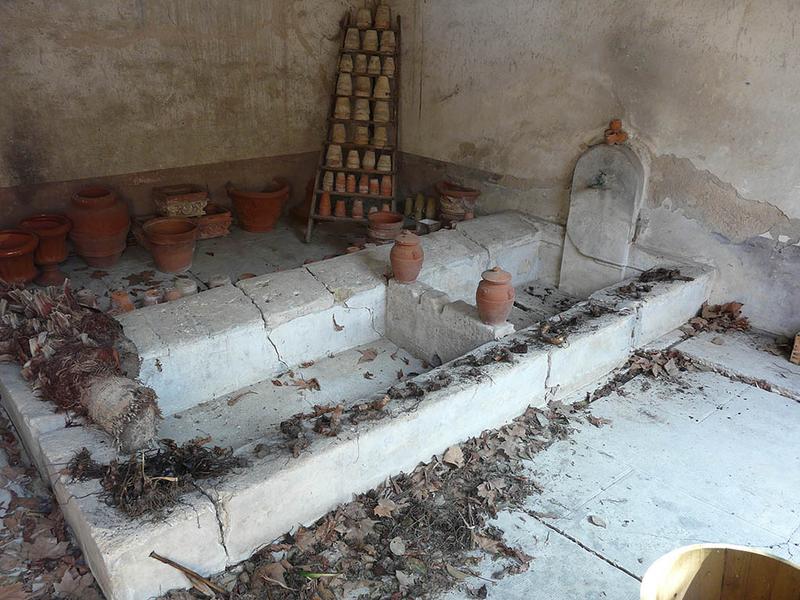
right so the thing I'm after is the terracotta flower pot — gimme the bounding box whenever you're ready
[367,211,403,241]
[390,230,423,283]
[18,214,72,286]
[143,217,198,273]
[334,199,347,217]
[196,204,232,239]
[227,179,290,232]
[476,267,515,325]
[67,186,130,267]
[110,290,135,313]
[0,230,39,284]
[318,192,332,217]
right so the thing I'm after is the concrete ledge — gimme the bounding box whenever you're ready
[0,363,68,474]
[118,284,278,415]
[416,229,490,304]
[589,265,715,348]
[304,245,390,302]
[386,279,513,363]
[236,267,334,328]
[37,427,228,600]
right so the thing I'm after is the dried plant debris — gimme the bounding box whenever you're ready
[0,281,159,451]
[638,267,693,283]
[66,439,245,518]
[159,404,578,600]
[681,301,750,336]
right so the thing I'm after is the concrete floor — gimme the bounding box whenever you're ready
[59,220,361,309]
[437,329,800,599]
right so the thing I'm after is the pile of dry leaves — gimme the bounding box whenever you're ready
[68,439,245,518]
[0,414,103,599]
[159,403,580,600]
[681,301,750,336]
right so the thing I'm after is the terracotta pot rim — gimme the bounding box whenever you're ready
[76,185,113,199]
[367,211,403,226]
[227,179,290,200]
[436,180,480,198]
[0,230,39,257]
[19,214,72,237]
[143,217,198,245]
[202,203,231,217]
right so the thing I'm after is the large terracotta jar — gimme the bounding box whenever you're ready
[67,186,130,267]
[390,230,423,283]
[142,217,198,273]
[0,230,39,284]
[227,179,290,232]
[18,214,72,286]
[476,267,515,325]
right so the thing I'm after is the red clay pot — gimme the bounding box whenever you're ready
[318,192,332,217]
[0,230,39,284]
[67,186,130,267]
[476,267,515,325]
[227,179,289,232]
[367,211,403,241]
[142,217,198,274]
[18,214,72,286]
[196,204,233,239]
[390,230,424,283]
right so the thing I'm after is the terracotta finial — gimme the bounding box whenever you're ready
[604,119,629,145]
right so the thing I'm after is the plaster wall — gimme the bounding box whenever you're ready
[394,0,800,335]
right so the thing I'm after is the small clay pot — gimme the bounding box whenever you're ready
[143,217,198,273]
[334,199,347,217]
[174,276,198,296]
[379,30,396,53]
[344,28,360,50]
[367,211,403,241]
[362,30,378,51]
[163,288,182,302]
[326,144,343,167]
[335,172,347,192]
[354,126,370,145]
[68,186,130,268]
[354,98,371,121]
[358,174,370,194]
[380,175,393,197]
[18,214,72,286]
[346,174,357,193]
[383,56,395,77]
[197,204,232,239]
[331,123,347,144]
[318,192,332,217]
[110,290,135,313]
[227,179,290,232]
[374,76,391,99]
[376,154,391,172]
[375,3,391,29]
[372,126,388,147]
[336,73,352,96]
[352,198,364,218]
[374,101,390,122]
[322,171,334,191]
[367,56,382,76]
[354,76,372,97]
[346,150,361,169]
[0,229,39,284]
[476,267,515,325]
[334,97,351,119]
[339,54,353,73]
[390,230,423,283]
[363,150,376,170]
[354,54,368,73]
[356,7,372,28]
[142,288,162,306]
[369,177,380,195]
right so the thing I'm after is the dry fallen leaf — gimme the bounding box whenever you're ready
[445,563,469,581]
[373,498,397,518]
[442,445,464,468]
[587,415,612,428]
[332,316,344,331]
[363,371,374,379]
[588,515,607,528]
[389,536,406,556]
[357,348,378,364]
[292,378,321,392]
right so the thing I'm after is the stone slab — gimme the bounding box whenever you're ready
[416,228,490,304]
[304,245,390,302]
[36,426,228,600]
[676,329,800,400]
[0,363,67,474]
[235,267,334,328]
[118,284,278,415]
[436,510,640,600]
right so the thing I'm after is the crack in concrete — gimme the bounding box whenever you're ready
[345,301,383,339]
[455,226,493,268]
[303,266,337,298]
[234,284,292,370]
[194,483,231,561]
[527,512,642,582]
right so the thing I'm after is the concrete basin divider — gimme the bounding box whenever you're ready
[0,212,714,600]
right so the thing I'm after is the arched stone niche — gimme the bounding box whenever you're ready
[559,144,646,296]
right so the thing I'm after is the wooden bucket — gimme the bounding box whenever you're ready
[641,544,800,600]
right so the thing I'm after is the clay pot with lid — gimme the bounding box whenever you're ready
[227,179,290,232]
[390,230,423,283]
[476,267,515,325]
[18,214,72,285]
[68,186,130,267]
[143,217,198,273]
[0,230,39,284]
